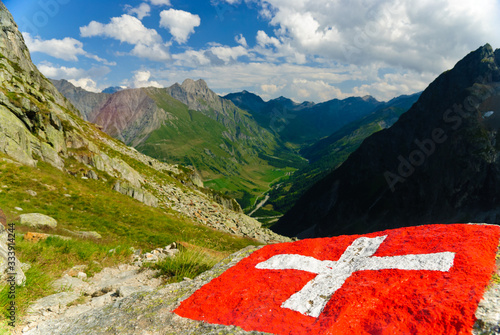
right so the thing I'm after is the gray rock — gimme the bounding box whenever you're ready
[25,246,266,335]
[20,213,57,229]
[52,275,88,293]
[28,292,80,314]
[117,285,153,298]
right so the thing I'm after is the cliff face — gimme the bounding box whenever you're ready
[92,88,171,146]
[273,44,500,238]
[50,79,109,121]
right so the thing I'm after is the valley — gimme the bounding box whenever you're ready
[54,78,418,223]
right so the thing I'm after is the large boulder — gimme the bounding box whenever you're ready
[20,213,57,229]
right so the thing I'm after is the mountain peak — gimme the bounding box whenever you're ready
[181,78,209,92]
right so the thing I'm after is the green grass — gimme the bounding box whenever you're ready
[148,248,220,284]
[0,154,259,324]
[132,89,303,212]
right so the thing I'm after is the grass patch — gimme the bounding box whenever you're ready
[148,247,220,284]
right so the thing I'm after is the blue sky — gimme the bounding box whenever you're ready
[5,0,500,102]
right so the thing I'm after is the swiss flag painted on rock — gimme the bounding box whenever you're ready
[174,224,500,335]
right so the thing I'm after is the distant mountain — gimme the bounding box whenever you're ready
[266,92,421,215]
[51,79,109,121]
[54,79,304,210]
[225,91,382,147]
[102,86,126,94]
[272,44,500,238]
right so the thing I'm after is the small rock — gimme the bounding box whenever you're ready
[117,286,139,298]
[143,253,158,262]
[66,265,87,277]
[64,194,71,198]
[77,272,87,280]
[26,190,37,196]
[22,326,29,333]
[15,207,23,211]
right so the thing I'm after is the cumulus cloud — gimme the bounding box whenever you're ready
[37,62,110,90]
[22,33,116,66]
[125,3,151,20]
[253,0,500,73]
[235,34,248,47]
[126,70,163,88]
[68,78,101,93]
[159,9,201,44]
[80,14,170,61]
[172,45,249,67]
[23,33,85,61]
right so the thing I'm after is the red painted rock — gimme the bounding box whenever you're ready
[174,224,500,335]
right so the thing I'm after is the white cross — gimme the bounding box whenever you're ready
[255,235,455,318]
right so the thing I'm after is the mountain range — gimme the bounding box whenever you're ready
[273,44,500,238]
[54,77,417,216]
[52,78,305,210]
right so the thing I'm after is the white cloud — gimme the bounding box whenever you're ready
[37,62,110,85]
[127,70,163,88]
[172,44,249,67]
[125,3,151,20]
[23,33,115,65]
[235,34,248,47]
[159,9,201,44]
[23,33,85,61]
[81,14,161,45]
[80,14,170,61]
[253,0,500,73]
[155,61,370,102]
[68,78,101,93]
[148,0,171,6]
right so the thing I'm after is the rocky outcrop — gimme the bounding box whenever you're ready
[113,181,159,208]
[274,44,500,238]
[23,246,265,335]
[20,213,57,229]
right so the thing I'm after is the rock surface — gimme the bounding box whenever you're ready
[22,246,269,335]
[19,213,57,229]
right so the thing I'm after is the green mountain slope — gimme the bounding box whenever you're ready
[255,94,420,221]
[225,91,382,148]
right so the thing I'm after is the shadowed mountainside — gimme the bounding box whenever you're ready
[273,44,500,238]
